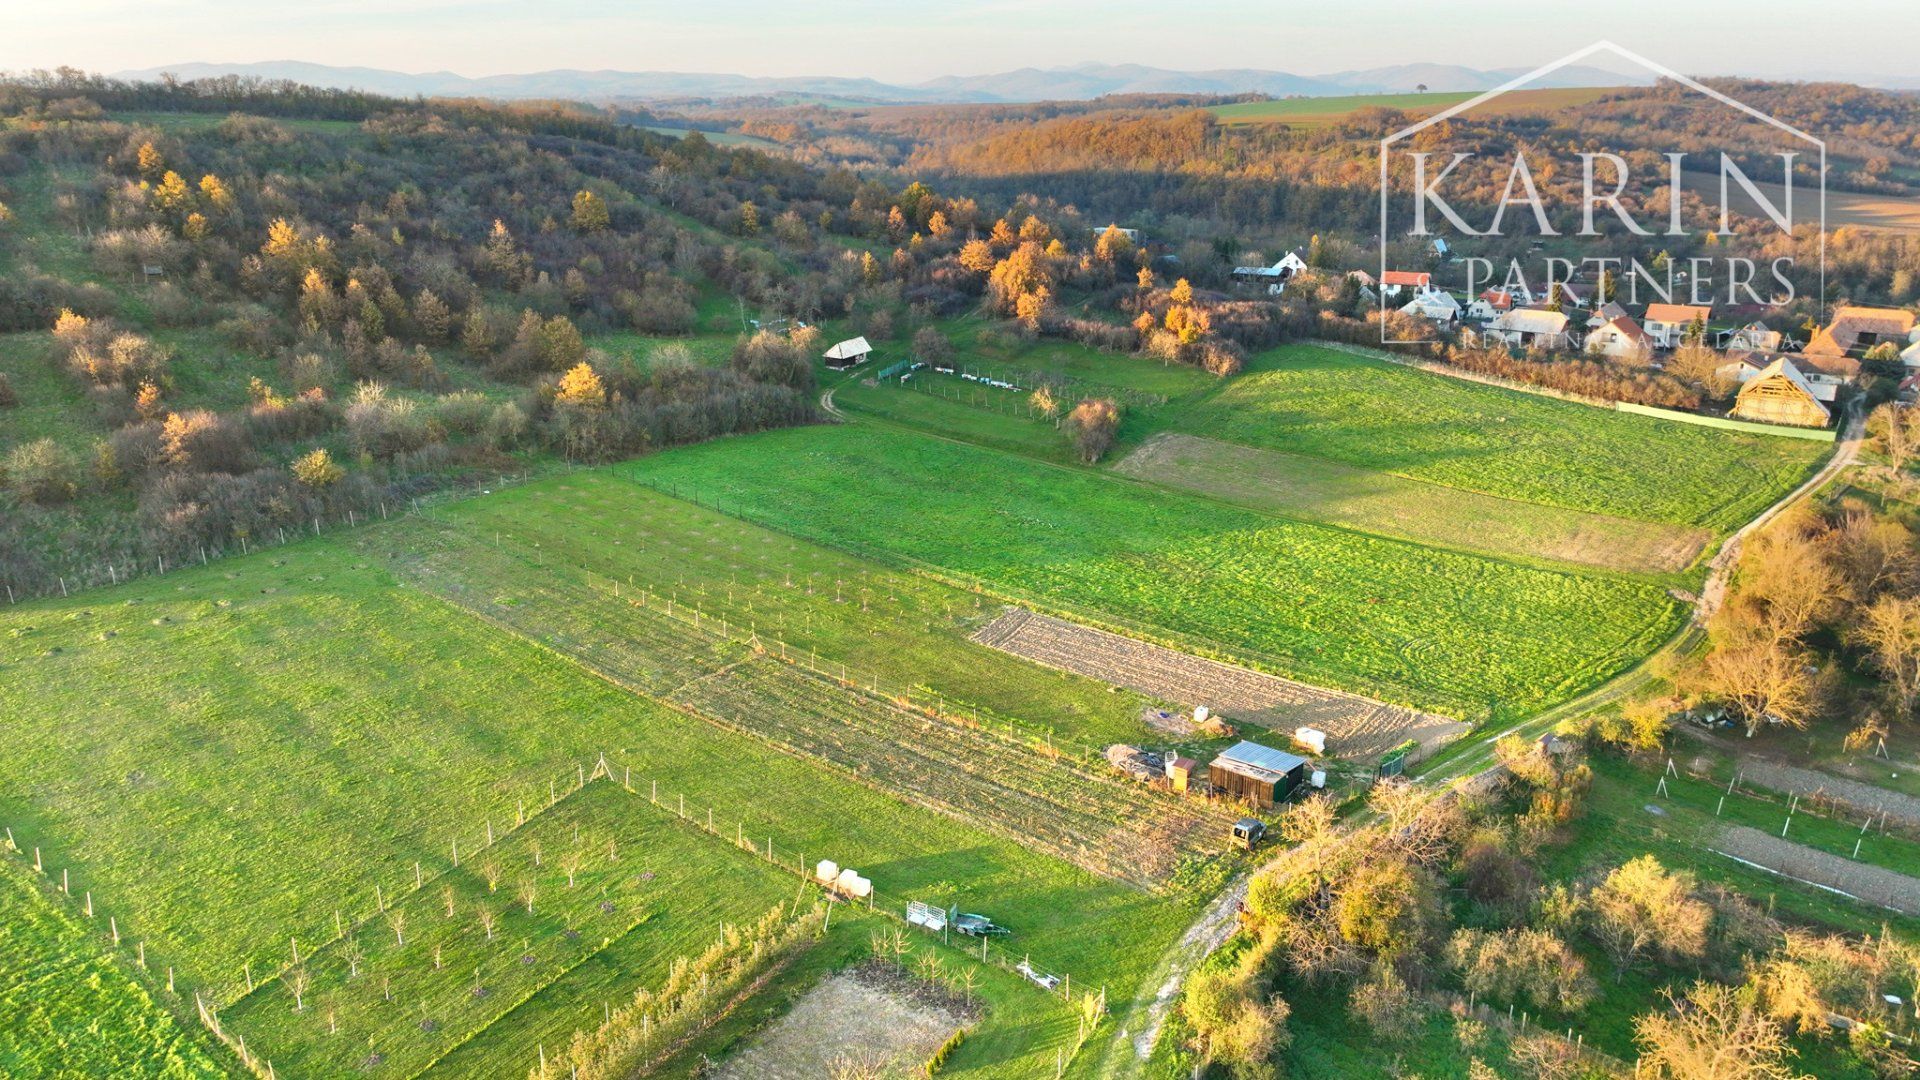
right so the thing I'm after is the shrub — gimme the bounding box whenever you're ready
[159,409,252,474]
[3,438,81,503]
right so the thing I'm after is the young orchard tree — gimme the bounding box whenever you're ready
[286,966,310,1013]
[477,904,498,942]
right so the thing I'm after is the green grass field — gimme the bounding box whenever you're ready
[621,423,1684,716]
[0,853,229,1078]
[1172,345,1826,532]
[0,523,1191,1077]
[1113,433,1707,575]
[219,780,801,1079]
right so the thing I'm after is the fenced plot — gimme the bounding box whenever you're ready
[1713,825,1920,916]
[974,609,1467,760]
[1736,760,1920,831]
[396,533,1240,888]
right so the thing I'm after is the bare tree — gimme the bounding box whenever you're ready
[480,860,502,893]
[286,967,310,1013]
[1634,982,1805,1080]
[342,936,364,979]
[1853,594,1920,718]
[477,904,498,941]
[387,908,406,947]
[560,850,584,888]
[518,878,537,915]
[1870,402,1916,474]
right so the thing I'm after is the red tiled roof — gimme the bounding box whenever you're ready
[1381,271,1431,286]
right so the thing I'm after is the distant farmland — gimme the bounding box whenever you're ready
[1209,86,1620,127]
[1683,169,1920,233]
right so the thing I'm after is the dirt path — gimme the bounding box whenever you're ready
[1696,401,1864,624]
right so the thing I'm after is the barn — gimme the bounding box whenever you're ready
[1731,356,1832,429]
[823,336,872,370]
[1208,740,1309,809]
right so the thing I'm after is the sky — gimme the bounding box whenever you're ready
[2,0,1916,86]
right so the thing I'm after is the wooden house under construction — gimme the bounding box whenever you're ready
[1731,356,1832,429]
[1208,741,1308,810]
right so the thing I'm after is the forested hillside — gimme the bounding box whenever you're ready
[0,74,972,596]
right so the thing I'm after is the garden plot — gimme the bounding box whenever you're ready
[713,964,973,1079]
[390,531,1241,888]
[974,609,1468,760]
[1713,825,1920,916]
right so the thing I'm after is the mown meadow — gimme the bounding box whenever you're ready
[1170,345,1826,532]
[622,423,1685,716]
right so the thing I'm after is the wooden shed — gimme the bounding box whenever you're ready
[1208,741,1308,810]
[823,336,872,370]
[1731,356,1832,429]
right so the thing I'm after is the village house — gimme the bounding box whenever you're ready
[1717,320,1784,353]
[1714,349,1774,384]
[1466,289,1513,321]
[1642,303,1713,349]
[1585,300,1628,330]
[1805,305,1916,358]
[1483,307,1573,350]
[1379,270,1433,300]
[1399,289,1461,326]
[1093,224,1141,243]
[1585,313,1654,363]
[1230,247,1309,295]
[1730,355,1833,428]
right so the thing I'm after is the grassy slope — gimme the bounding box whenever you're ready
[1171,345,1826,532]
[620,423,1682,716]
[410,472,1158,747]
[0,853,229,1079]
[0,528,1187,1077]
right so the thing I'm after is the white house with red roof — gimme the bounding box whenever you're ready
[1467,290,1513,321]
[1378,270,1433,300]
[1585,314,1654,363]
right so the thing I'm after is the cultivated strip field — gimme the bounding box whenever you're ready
[1175,344,1827,531]
[974,609,1467,759]
[392,519,1241,888]
[1115,432,1708,574]
[623,423,1685,716]
[1715,825,1920,916]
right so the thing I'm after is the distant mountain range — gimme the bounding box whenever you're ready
[111,59,1661,105]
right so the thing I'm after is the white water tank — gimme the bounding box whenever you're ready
[1294,727,1328,755]
[815,860,839,884]
[1194,705,1211,725]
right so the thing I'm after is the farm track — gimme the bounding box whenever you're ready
[391,532,1239,890]
[974,608,1467,759]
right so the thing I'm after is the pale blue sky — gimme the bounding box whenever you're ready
[3,1,1914,85]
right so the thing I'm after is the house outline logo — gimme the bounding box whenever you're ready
[1375,40,1827,344]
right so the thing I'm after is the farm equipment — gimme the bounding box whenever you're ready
[952,910,1010,937]
[1232,817,1266,850]
[1016,958,1060,991]
[905,900,948,933]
